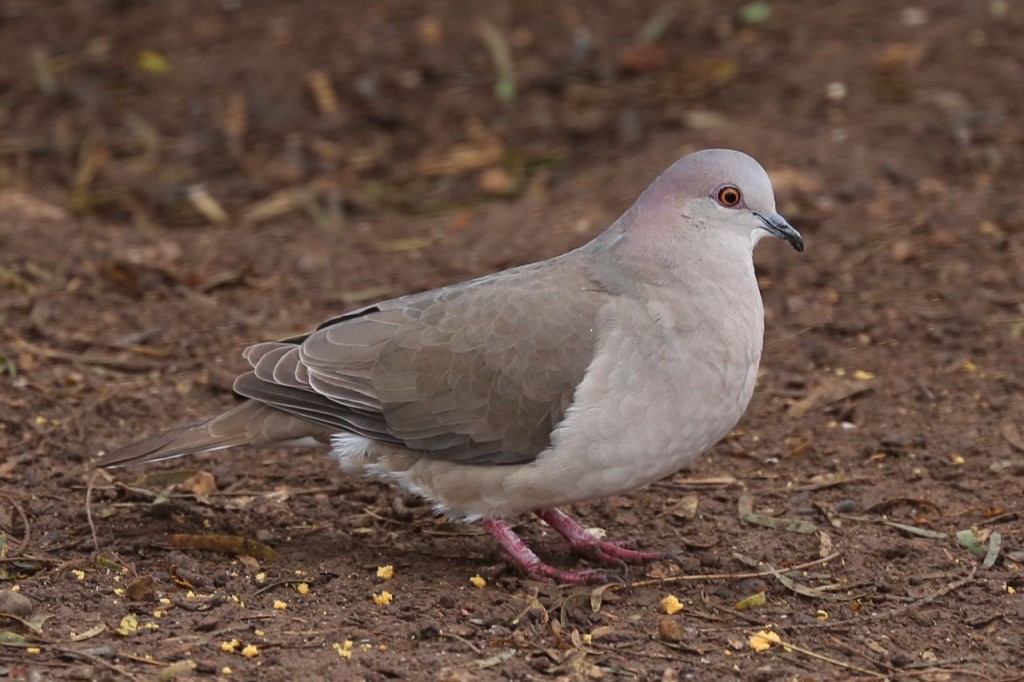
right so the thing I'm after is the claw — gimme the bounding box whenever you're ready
[535,508,680,567]
[661,550,686,569]
[481,512,680,585]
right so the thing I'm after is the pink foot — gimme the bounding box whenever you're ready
[536,508,680,568]
[482,519,614,585]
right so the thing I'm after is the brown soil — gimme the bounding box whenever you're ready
[2,1,1023,679]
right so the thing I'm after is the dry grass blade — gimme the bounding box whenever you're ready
[883,520,946,539]
[307,69,341,119]
[186,184,230,225]
[764,563,850,600]
[0,611,52,634]
[981,531,1002,569]
[769,634,889,679]
[476,21,515,102]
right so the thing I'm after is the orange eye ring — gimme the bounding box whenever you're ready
[716,186,742,207]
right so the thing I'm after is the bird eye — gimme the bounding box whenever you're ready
[716,186,743,207]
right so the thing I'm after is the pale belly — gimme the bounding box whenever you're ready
[334,292,764,520]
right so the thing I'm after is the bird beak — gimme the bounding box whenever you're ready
[755,212,804,252]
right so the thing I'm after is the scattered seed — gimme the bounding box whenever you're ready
[661,594,684,614]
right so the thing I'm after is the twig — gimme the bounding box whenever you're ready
[773,636,888,679]
[622,552,841,589]
[879,566,977,621]
[0,555,61,564]
[892,666,1002,679]
[440,630,483,654]
[54,646,143,681]
[13,338,162,373]
[0,495,32,555]
[85,471,100,555]
[253,579,310,597]
[800,567,978,630]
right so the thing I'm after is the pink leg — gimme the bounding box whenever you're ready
[482,518,611,585]
[536,508,680,567]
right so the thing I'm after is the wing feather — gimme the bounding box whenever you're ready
[233,256,609,464]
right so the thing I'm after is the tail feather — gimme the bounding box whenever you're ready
[97,401,328,468]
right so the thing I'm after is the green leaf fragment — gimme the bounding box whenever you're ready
[739,0,772,25]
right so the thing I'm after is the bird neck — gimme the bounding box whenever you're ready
[585,206,757,299]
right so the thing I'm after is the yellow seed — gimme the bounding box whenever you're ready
[372,591,393,606]
[660,594,684,615]
[376,565,394,580]
[241,644,259,658]
[853,369,874,381]
[749,629,781,651]
[116,614,138,636]
[136,50,169,74]
[26,647,41,655]
[296,582,310,595]
[220,639,241,653]
[272,600,287,610]
[469,575,486,588]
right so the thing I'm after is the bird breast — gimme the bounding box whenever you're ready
[506,271,766,511]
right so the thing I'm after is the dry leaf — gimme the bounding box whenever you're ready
[69,623,106,642]
[178,471,217,497]
[1001,422,1024,452]
[787,375,872,417]
[125,576,156,602]
[657,616,683,642]
[168,534,279,562]
[735,591,766,611]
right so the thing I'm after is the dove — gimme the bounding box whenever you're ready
[99,149,803,584]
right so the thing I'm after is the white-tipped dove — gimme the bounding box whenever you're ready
[100,149,804,584]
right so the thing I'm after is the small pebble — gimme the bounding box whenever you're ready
[834,499,859,514]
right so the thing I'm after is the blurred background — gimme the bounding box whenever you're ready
[2,1,1020,237]
[2,2,1023,679]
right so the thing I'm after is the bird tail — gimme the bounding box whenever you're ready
[96,401,326,468]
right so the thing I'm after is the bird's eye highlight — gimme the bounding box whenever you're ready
[716,186,743,207]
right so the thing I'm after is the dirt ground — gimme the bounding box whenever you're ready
[1,1,1023,680]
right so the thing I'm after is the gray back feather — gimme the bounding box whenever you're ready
[234,254,610,465]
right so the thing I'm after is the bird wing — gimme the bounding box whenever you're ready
[234,256,610,465]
